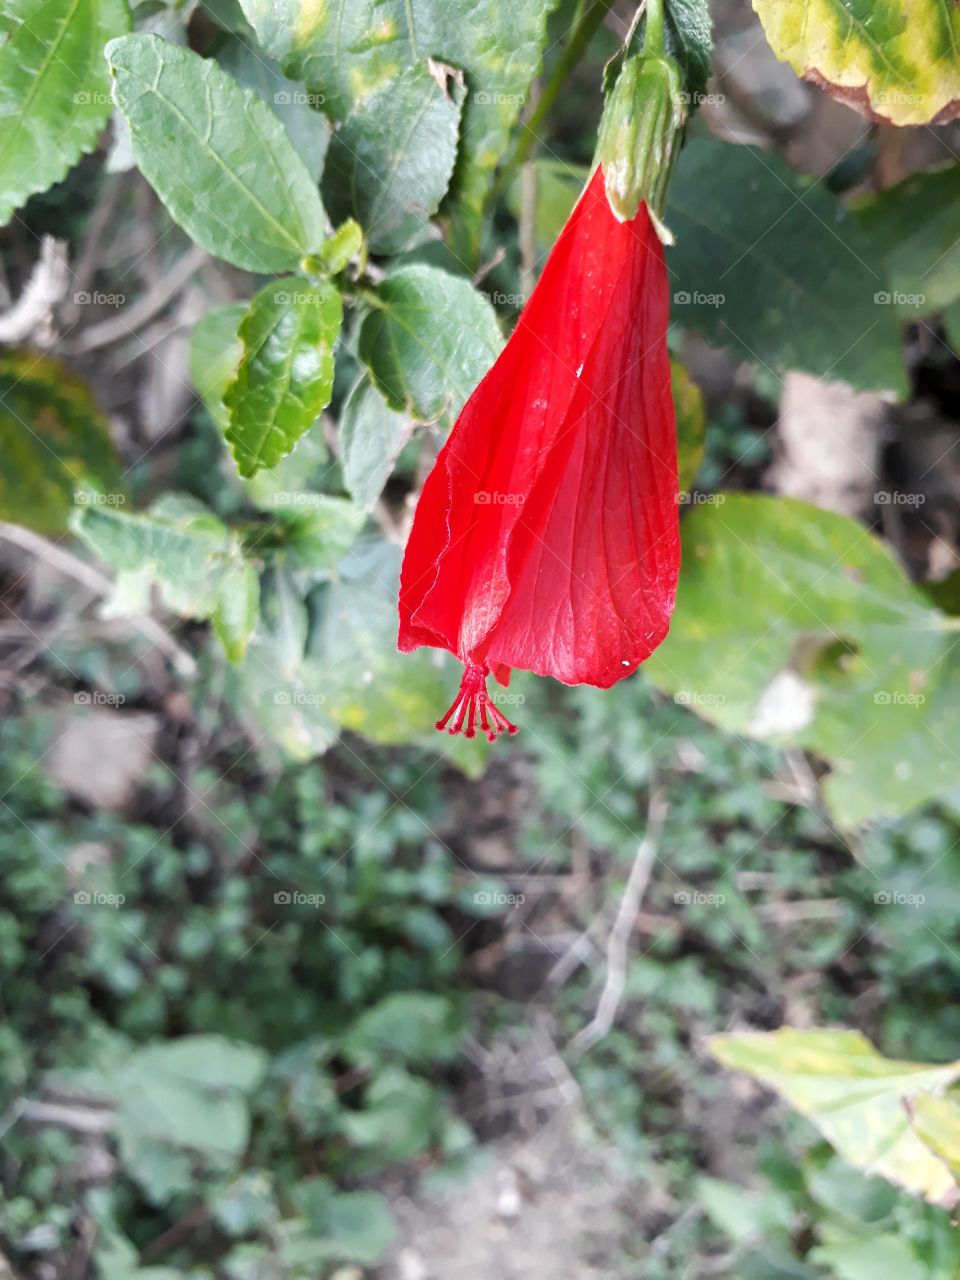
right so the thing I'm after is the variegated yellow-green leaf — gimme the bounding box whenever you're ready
[710,1028,960,1205]
[753,0,960,126]
[909,1093,960,1185]
[0,350,123,534]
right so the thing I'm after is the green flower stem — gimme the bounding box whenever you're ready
[643,0,665,58]
[493,0,613,198]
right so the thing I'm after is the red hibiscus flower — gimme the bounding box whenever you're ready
[398,164,680,741]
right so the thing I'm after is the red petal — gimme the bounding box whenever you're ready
[399,166,679,689]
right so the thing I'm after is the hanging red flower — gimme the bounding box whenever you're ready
[398,164,680,741]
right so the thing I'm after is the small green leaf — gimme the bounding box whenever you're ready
[754,0,960,126]
[667,140,907,394]
[190,302,246,430]
[224,277,342,478]
[358,265,501,423]
[857,165,960,314]
[213,560,260,662]
[107,34,327,272]
[293,1181,396,1266]
[315,217,362,274]
[710,1028,960,1205]
[0,0,129,225]
[339,377,411,511]
[322,61,464,254]
[0,350,123,534]
[342,993,460,1067]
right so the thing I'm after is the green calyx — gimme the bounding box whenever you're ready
[596,49,686,237]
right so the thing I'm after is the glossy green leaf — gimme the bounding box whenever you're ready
[644,494,960,826]
[236,0,556,261]
[0,350,123,534]
[224,277,342,478]
[754,0,960,127]
[322,61,463,254]
[857,165,960,313]
[107,34,327,272]
[190,301,246,430]
[0,0,129,225]
[710,1028,960,1205]
[358,265,501,423]
[339,377,411,512]
[666,140,907,394]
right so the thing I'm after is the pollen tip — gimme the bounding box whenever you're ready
[434,661,520,744]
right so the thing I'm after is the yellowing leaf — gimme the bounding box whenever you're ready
[710,1027,960,1205]
[754,0,960,127]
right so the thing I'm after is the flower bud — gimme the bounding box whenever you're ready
[597,52,686,234]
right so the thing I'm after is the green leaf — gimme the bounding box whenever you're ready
[811,1238,929,1280]
[342,993,460,1067]
[322,61,464,254]
[0,0,129,225]
[338,377,411,511]
[269,497,366,573]
[754,0,960,127]
[75,1036,267,1205]
[857,165,960,313]
[293,1181,396,1266]
[358,264,501,423]
[223,277,342,478]
[72,496,259,661]
[644,493,960,826]
[671,359,705,493]
[709,1028,960,1205]
[190,302,246,430]
[213,560,259,662]
[0,350,123,534]
[106,34,327,272]
[258,564,308,680]
[216,35,329,181]
[666,140,907,395]
[606,0,713,115]
[236,0,556,261]
[696,1176,794,1245]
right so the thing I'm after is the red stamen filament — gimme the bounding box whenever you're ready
[435,661,519,742]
